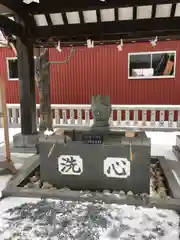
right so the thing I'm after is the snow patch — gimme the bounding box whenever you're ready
[44,130,54,136]
[0,197,178,239]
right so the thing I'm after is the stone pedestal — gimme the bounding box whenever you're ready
[13,132,39,148]
[39,130,151,194]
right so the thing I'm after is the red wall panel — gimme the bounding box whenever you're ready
[1,40,180,104]
[0,48,39,103]
[0,48,19,103]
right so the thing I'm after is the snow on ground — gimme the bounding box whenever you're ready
[0,197,178,240]
[0,128,178,239]
[0,128,21,147]
[0,128,178,159]
[0,162,23,198]
[146,131,179,160]
[0,128,178,162]
[0,128,33,196]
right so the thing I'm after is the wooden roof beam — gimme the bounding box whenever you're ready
[1,2,36,28]
[18,0,180,14]
[35,31,180,44]
[31,18,180,39]
[0,15,24,37]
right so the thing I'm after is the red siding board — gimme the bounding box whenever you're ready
[1,41,180,104]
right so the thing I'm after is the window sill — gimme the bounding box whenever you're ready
[128,75,175,80]
[8,78,19,81]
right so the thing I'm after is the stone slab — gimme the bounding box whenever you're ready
[0,145,37,155]
[3,155,180,212]
[52,125,180,132]
[176,135,180,148]
[13,132,39,148]
[3,185,180,212]
[172,145,180,161]
[39,131,151,194]
[0,154,17,174]
[159,157,180,199]
[10,147,37,154]
[4,154,39,189]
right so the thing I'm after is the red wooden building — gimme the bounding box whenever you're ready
[0,40,179,105]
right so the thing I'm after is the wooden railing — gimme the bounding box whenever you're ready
[6,104,180,131]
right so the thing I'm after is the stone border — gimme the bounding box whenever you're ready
[5,124,180,132]
[57,125,180,132]
[2,155,180,212]
[159,156,180,199]
[172,145,180,161]
[3,154,40,189]
[9,147,37,154]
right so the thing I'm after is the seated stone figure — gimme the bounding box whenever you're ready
[91,95,112,130]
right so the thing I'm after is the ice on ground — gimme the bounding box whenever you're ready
[0,197,178,240]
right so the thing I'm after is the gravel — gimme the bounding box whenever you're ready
[0,199,178,240]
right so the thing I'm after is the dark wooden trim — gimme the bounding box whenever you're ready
[61,12,68,25]
[45,14,53,26]
[34,33,180,47]
[114,8,118,22]
[0,15,23,37]
[171,3,177,18]
[79,11,85,24]
[151,4,156,18]
[1,3,36,29]
[96,9,101,23]
[16,37,37,135]
[5,0,179,14]
[31,18,180,39]
[133,6,137,20]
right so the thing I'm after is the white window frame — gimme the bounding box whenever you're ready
[6,56,37,81]
[128,50,176,79]
[6,57,18,81]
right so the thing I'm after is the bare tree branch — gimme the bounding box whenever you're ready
[9,42,17,56]
[40,48,47,57]
[49,47,76,64]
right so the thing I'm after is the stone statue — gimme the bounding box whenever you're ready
[91,95,112,131]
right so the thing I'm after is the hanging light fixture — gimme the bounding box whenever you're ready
[117,39,123,51]
[56,40,62,52]
[150,36,158,47]
[23,0,39,4]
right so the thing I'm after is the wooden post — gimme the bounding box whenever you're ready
[16,38,37,135]
[0,76,16,174]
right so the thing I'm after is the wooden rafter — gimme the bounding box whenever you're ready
[2,0,178,14]
[0,15,23,37]
[32,18,180,38]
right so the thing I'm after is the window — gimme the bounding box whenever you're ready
[128,51,176,79]
[7,58,18,80]
[7,56,37,80]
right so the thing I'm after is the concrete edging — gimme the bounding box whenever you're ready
[2,155,180,212]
